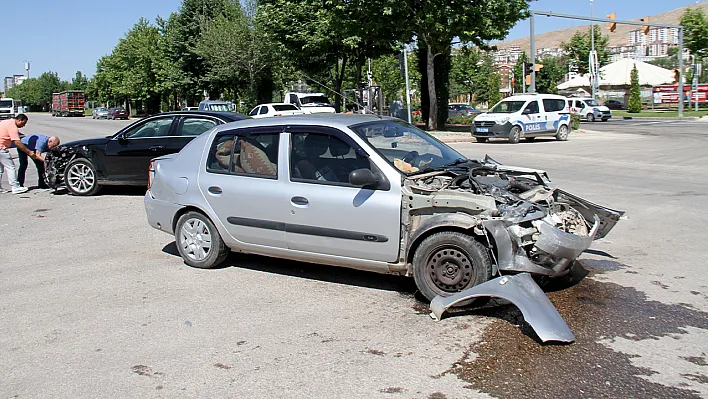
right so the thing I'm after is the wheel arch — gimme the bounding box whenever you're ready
[172,205,211,234]
[406,213,493,265]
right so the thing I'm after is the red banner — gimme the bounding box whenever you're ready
[653,85,708,104]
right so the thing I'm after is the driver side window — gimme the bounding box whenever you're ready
[290,132,370,185]
[124,117,174,138]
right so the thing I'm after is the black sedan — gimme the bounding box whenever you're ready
[45,111,248,195]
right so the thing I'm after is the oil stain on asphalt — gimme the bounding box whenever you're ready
[440,260,708,399]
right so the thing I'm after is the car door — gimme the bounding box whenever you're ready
[520,100,544,135]
[166,115,220,154]
[541,98,567,134]
[198,127,287,248]
[574,100,586,117]
[103,116,176,183]
[283,126,401,263]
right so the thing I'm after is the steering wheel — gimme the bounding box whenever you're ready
[402,151,419,164]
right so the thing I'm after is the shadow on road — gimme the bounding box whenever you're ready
[161,241,417,294]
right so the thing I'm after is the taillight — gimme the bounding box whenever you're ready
[148,160,155,190]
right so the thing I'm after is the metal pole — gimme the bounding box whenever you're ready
[403,47,412,123]
[678,28,684,117]
[530,13,535,93]
[522,63,526,94]
[694,55,699,112]
[591,0,596,100]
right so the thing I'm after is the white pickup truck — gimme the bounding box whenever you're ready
[0,98,15,119]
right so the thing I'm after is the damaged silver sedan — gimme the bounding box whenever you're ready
[145,115,623,340]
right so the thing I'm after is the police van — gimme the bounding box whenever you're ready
[472,94,571,144]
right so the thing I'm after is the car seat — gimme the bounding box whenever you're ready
[293,134,332,180]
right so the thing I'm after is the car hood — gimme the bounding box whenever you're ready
[62,137,111,148]
[474,113,514,122]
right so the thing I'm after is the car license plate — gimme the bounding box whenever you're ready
[476,128,489,133]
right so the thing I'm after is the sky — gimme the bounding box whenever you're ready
[1,0,704,84]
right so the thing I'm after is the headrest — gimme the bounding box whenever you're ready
[304,134,329,158]
[329,137,350,157]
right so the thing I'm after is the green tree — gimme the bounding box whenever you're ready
[71,71,89,91]
[535,56,566,94]
[194,0,278,108]
[681,7,708,58]
[487,72,502,107]
[562,28,610,74]
[404,0,530,129]
[371,54,405,104]
[259,0,405,112]
[450,46,481,103]
[8,72,68,110]
[628,65,641,113]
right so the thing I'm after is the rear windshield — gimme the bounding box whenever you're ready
[488,101,526,114]
[273,104,299,111]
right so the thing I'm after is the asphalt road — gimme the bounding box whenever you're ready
[1,113,706,398]
[580,117,708,136]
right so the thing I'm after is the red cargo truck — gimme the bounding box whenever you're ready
[52,91,85,117]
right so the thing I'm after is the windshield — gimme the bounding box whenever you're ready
[584,99,600,106]
[300,96,331,105]
[0,100,13,108]
[208,104,231,112]
[488,101,526,114]
[350,120,465,175]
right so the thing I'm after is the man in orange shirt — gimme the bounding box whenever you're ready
[0,114,41,194]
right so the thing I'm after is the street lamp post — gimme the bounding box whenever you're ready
[590,0,596,100]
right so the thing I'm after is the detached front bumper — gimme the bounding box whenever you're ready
[484,216,600,277]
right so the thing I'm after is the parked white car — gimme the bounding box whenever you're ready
[568,98,612,122]
[248,103,308,118]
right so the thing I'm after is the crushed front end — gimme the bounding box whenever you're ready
[403,156,624,278]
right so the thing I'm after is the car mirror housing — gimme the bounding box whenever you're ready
[349,168,379,187]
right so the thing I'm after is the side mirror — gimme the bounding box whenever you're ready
[522,108,532,114]
[349,168,379,187]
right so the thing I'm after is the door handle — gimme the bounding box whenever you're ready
[291,196,309,206]
[208,186,222,194]
[150,145,165,151]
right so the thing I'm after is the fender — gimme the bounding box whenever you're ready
[407,212,481,260]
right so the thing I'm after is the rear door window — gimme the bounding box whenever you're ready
[206,133,279,178]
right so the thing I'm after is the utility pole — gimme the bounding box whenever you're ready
[23,61,30,79]
[590,0,596,100]
[529,13,535,92]
[403,47,412,123]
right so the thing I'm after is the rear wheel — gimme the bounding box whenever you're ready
[508,126,521,144]
[413,232,492,302]
[64,158,102,196]
[475,137,488,143]
[175,211,230,269]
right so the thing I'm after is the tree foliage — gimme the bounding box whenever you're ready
[535,56,566,94]
[628,65,642,113]
[562,28,610,74]
[681,7,708,58]
[512,51,529,94]
[450,47,481,102]
[6,71,71,110]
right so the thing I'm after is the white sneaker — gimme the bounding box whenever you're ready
[12,186,29,194]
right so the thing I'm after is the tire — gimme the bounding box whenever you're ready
[555,124,569,141]
[508,126,521,144]
[587,113,595,122]
[64,158,102,196]
[175,211,230,269]
[475,137,488,143]
[525,136,536,141]
[413,231,492,302]
[601,118,609,122]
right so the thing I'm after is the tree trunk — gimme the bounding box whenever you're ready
[426,45,438,130]
[332,57,347,113]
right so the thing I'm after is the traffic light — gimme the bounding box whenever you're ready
[394,52,404,77]
[523,62,534,76]
[607,13,616,33]
[640,17,650,35]
[535,63,544,72]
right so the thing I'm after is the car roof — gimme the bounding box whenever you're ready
[502,94,567,101]
[256,103,295,107]
[199,100,230,104]
[213,113,396,132]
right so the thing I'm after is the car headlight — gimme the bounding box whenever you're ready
[593,108,600,112]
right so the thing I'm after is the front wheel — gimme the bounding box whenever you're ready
[508,126,521,144]
[556,124,569,141]
[175,211,230,269]
[413,232,492,302]
[587,113,596,122]
[601,118,609,122]
[64,158,102,196]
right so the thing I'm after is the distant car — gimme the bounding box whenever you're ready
[248,103,308,118]
[448,103,481,119]
[44,111,249,196]
[182,106,199,111]
[92,107,109,119]
[198,100,232,112]
[107,107,129,120]
[603,99,625,110]
[569,98,612,122]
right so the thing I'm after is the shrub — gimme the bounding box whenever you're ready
[628,65,642,113]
